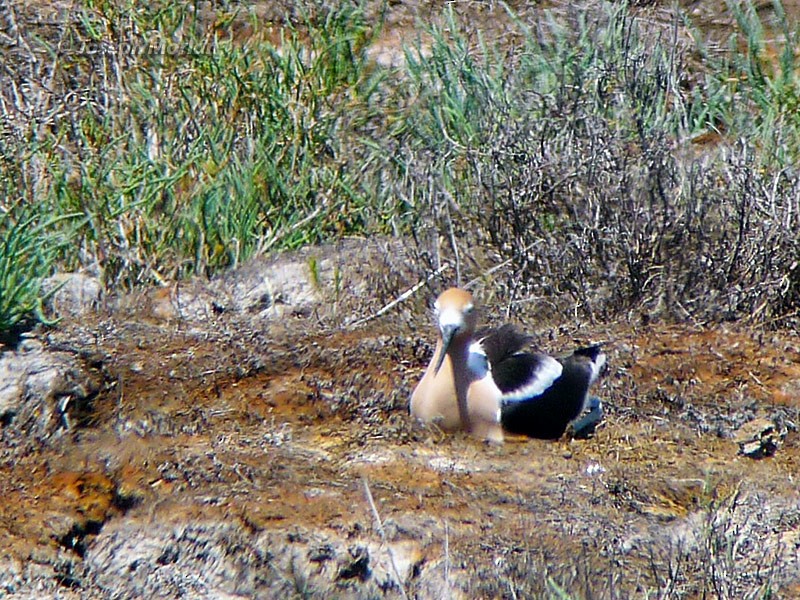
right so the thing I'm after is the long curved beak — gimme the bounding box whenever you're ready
[433,324,458,375]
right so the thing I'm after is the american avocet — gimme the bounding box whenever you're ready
[410,288,606,443]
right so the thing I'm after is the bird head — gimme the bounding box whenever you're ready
[432,287,477,374]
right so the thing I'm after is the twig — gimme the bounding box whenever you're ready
[443,519,451,600]
[257,205,324,255]
[350,263,450,327]
[442,189,462,286]
[361,476,410,600]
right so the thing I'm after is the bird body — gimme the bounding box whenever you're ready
[410,288,605,442]
[410,332,506,443]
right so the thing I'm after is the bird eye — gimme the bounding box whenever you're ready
[464,303,474,313]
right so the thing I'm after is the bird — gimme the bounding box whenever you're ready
[410,287,606,443]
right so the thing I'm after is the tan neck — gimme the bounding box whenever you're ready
[443,337,473,432]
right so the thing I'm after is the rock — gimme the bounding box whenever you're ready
[42,273,102,318]
[131,284,220,323]
[87,520,263,599]
[218,256,321,318]
[118,238,414,325]
[86,519,427,599]
[0,340,101,441]
[734,417,787,459]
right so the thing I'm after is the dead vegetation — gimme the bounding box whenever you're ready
[398,4,800,327]
[2,0,800,332]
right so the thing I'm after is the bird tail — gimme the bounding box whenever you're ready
[572,345,607,384]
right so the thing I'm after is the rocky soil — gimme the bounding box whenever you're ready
[1,237,799,599]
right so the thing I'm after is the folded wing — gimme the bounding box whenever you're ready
[497,341,605,439]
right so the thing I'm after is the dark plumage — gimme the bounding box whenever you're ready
[478,326,606,439]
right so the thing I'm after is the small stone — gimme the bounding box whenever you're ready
[42,273,102,318]
[734,417,787,459]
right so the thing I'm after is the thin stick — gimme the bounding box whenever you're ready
[441,190,462,286]
[257,205,323,255]
[444,519,451,600]
[362,477,410,600]
[350,264,450,327]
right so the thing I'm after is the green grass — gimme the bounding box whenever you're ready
[46,0,391,288]
[695,0,800,163]
[0,204,64,334]
[2,0,800,334]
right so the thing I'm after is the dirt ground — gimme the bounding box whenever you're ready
[1,238,799,598]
